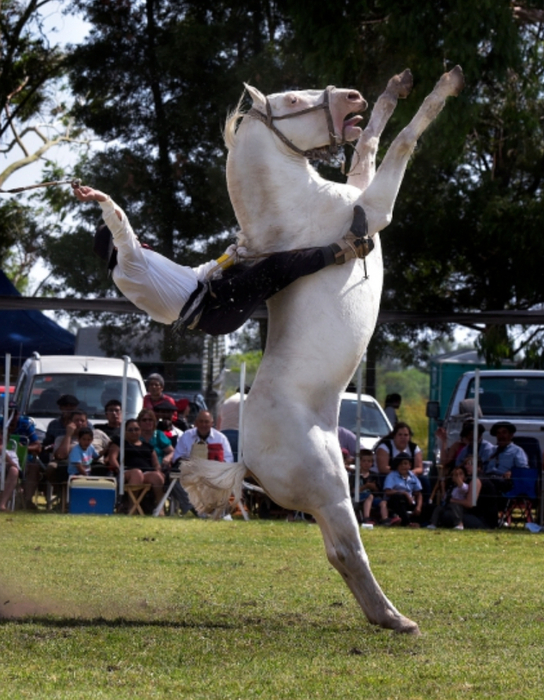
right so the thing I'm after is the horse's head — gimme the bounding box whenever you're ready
[244,84,368,159]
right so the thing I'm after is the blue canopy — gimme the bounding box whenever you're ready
[0,271,75,359]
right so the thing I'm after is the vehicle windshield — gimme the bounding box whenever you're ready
[466,376,544,418]
[26,374,144,420]
[338,398,391,437]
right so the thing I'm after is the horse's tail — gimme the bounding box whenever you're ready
[180,458,247,519]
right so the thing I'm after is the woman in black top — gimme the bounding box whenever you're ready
[108,419,165,511]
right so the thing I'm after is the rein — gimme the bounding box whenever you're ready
[247,85,344,161]
[0,178,81,194]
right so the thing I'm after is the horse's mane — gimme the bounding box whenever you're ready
[223,92,248,151]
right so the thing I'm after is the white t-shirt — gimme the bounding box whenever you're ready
[100,199,217,325]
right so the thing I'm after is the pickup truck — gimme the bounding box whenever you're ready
[439,369,544,453]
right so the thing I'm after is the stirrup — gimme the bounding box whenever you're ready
[332,205,374,265]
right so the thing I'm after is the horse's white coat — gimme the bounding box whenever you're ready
[181,67,464,634]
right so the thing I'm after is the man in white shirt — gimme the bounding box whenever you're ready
[173,411,234,463]
[73,183,373,336]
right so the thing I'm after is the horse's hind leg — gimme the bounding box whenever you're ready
[361,65,464,233]
[314,501,420,635]
[348,69,414,193]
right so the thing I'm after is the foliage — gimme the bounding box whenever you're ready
[1,515,544,698]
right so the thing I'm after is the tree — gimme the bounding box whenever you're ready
[280,0,544,366]
[40,0,311,361]
[0,0,88,287]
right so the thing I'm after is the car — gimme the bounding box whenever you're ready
[12,353,147,434]
[338,392,392,450]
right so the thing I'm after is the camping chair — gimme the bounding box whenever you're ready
[5,435,29,510]
[498,467,539,528]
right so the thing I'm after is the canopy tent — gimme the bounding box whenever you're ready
[0,271,75,360]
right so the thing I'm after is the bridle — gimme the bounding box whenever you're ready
[247,85,344,161]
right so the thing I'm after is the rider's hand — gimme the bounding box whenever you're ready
[72,183,109,203]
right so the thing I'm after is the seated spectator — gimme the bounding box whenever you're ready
[138,409,174,468]
[68,427,100,477]
[93,399,123,438]
[143,374,177,421]
[0,434,21,512]
[175,398,192,431]
[41,394,80,453]
[108,419,165,512]
[338,426,358,458]
[485,421,529,492]
[152,401,183,446]
[384,393,401,427]
[427,463,469,530]
[440,456,499,529]
[0,401,42,510]
[455,420,495,469]
[173,410,233,463]
[375,421,430,503]
[351,448,380,525]
[380,452,423,527]
[46,410,110,484]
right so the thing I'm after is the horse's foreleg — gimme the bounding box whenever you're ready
[347,69,413,193]
[314,501,420,635]
[361,65,464,233]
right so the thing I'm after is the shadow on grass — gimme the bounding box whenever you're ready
[0,615,239,629]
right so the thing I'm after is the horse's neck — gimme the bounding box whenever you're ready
[227,125,355,251]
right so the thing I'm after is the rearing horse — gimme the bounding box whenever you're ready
[182,67,464,634]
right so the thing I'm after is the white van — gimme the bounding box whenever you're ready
[13,353,146,434]
[338,392,392,450]
[442,369,544,452]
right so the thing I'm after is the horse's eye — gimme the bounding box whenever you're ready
[288,95,297,105]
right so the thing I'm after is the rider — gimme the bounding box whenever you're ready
[73,183,373,336]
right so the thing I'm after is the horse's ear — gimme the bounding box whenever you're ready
[244,83,266,108]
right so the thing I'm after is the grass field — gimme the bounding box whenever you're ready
[1,514,544,699]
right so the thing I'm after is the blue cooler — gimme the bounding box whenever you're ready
[68,476,117,515]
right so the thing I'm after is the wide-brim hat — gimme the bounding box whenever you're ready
[152,400,176,412]
[490,420,517,436]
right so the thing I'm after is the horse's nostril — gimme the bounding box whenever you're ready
[347,91,362,101]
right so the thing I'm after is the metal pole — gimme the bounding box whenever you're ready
[354,361,363,503]
[471,369,480,507]
[119,355,130,496]
[1,354,11,491]
[238,362,246,462]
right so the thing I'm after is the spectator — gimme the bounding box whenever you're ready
[427,464,469,530]
[485,421,529,492]
[175,398,192,431]
[46,410,110,484]
[67,427,100,477]
[353,448,380,525]
[380,452,423,527]
[143,374,177,421]
[384,393,402,426]
[173,410,234,463]
[338,426,358,458]
[455,420,495,469]
[0,401,42,510]
[41,394,80,452]
[94,399,123,438]
[138,409,174,468]
[108,418,165,512]
[441,456,499,529]
[152,401,183,446]
[0,434,21,512]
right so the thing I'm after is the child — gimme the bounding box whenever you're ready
[380,452,423,527]
[68,427,99,477]
[357,448,380,524]
[427,464,468,530]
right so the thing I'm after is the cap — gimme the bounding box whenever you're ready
[152,400,176,412]
[176,398,190,412]
[391,451,413,469]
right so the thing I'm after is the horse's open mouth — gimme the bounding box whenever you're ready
[343,114,363,141]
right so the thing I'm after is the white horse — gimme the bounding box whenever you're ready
[182,67,464,634]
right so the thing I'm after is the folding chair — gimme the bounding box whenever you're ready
[6,436,29,511]
[498,467,539,528]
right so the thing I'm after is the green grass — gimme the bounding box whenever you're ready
[1,514,544,699]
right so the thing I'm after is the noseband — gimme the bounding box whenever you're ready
[247,86,343,161]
